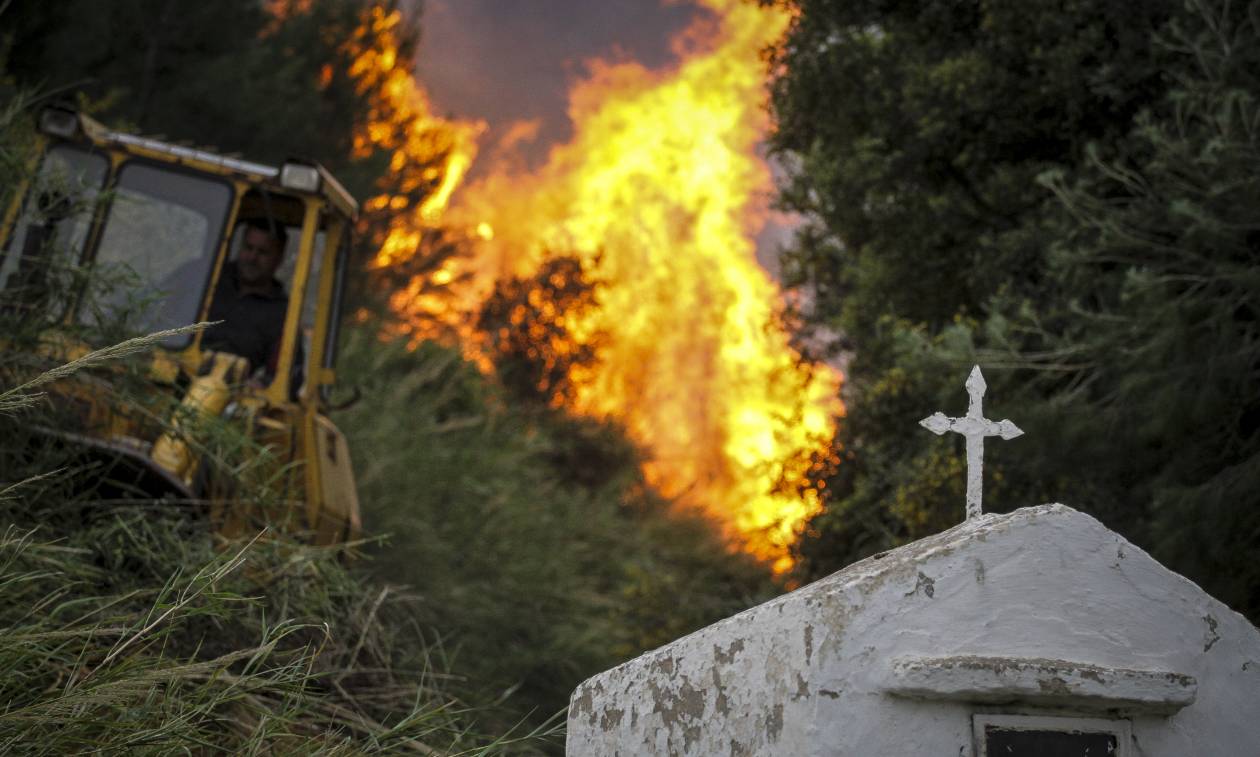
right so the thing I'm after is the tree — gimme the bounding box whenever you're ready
[770,0,1175,338]
[1,0,381,194]
[770,0,1183,567]
[769,0,1260,621]
[1031,0,1260,616]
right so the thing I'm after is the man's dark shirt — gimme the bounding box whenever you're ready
[203,261,288,373]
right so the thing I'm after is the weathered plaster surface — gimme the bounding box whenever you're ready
[566,504,1260,755]
[887,655,1196,714]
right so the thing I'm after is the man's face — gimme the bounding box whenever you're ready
[237,227,284,287]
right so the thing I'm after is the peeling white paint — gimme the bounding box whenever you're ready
[566,505,1260,755]
[886,655,1197,715]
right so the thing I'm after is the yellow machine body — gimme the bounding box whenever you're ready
[0,106,362,546]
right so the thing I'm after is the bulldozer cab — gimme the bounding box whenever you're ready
[0,104,362,546]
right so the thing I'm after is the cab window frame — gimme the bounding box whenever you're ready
[317,222,350,405]
[0,141,112,320]
[84,155,236,351]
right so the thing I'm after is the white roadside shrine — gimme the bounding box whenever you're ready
[566,368,1260,755]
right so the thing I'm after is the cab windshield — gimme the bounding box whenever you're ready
[90,162,232,347]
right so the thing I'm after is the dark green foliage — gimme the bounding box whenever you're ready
[773,0,1260,621]
[1032,1,1260,615]
[769,0,1183,571]
[770,0,1175,337]
[336,324,777,738]
[2,0,386,198]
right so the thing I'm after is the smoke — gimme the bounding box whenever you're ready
[416,0,704,172]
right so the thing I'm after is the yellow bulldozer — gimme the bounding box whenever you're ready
[0,104,362,546]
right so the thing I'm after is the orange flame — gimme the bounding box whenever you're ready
[342,6,484,268]
[351,1,842,572]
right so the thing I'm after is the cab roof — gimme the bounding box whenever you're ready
[42,106,360,220]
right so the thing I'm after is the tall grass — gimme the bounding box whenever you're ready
[337,326,779,738]
[0,331,552,754]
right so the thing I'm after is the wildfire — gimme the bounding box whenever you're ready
[348,0,842,572]
[343,6,484,268]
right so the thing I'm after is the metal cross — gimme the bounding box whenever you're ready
[920,366,1023,520]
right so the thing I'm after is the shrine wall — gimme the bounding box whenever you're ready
[566,505,1260,755]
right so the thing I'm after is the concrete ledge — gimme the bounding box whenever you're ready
[885,656,1197,715]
